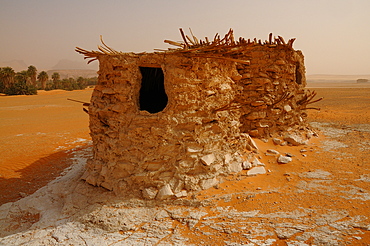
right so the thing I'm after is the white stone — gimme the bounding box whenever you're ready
[200,178,218,190]
[284,133,308,146]
[142,187,158,200]
[206,90,216,96]
[267,149,280,155]
[284,105,292,112]
[224,153,232,164]
[251,157,265,166]
[200,153,216,166]
[277,155,292,164]
[156,184,174,200]
[187,147,201,153]
[247,166,266,176]
[244,133,259,151]
[229,161,243,173]
[242,161,252,170]
[174,190,188,198]
[272,138,283,145]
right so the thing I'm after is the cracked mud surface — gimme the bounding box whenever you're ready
[0,87,370,245]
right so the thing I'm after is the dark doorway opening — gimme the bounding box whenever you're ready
[139,67,168,113]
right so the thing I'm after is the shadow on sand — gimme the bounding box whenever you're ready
[0,145,91,206]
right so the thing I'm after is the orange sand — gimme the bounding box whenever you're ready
[0,89,92,204]
[0,84,370,244]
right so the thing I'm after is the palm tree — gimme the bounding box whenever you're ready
[0,67,15,90]
[27,65,37,87]
[15,70,28,83]
[37,71,49,90]
[77,76,86,89]
[51,72,60,89]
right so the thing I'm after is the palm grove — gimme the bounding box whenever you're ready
[0,65,97,95]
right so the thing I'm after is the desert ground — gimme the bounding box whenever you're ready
[0,80,369,245]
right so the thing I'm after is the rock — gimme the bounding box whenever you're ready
[275,227,301,239]
[200,178,218,190]
[251,101,265,107]
[286,152,294,157]
[272,138,284,145]
[251,157,265,166]
[187,147,203,153]
[249,129,261,138]
[242,161,252,170]
[224,153,232,164]
[244,134,259,151]
[266,149,279,155]
[155,210,170,220]
[247,166,266,176]
[228,162,243,173]
[142,187,158,199]
[186,143,203,153]
[246,111,267,120]
[231,74,242,81]
[241,73,251,79]
[276,59,286,65]
[156,184,174,200]
[200,153,216,166]
[175,190,188,198]
[101,88,115,94]
[283,105,292,112]
[284,133,308,146]
[19,192,27,198]
[277,155,292,164]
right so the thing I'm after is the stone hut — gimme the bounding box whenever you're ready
[76,29,318,199]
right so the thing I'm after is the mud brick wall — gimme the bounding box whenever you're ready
[81,44,309,199]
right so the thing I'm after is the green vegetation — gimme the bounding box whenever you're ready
[0,65,97,95]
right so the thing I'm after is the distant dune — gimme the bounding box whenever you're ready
[307,74,370,88]
[0,60,28,72]
[52,59,98,70]
[307,74,370,83]
[47,69,97,79]
[0,59,98,74]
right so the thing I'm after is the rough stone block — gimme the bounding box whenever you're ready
[247,166,266,176]
[156,184,174,200]
[142,187,158,200]
[200,154,216,166]
[200,178,218,190]
[228,161,243,173]
[277,155,292,164]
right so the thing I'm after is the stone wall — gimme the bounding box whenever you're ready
[80,43,311,200]
[234,46,307,138]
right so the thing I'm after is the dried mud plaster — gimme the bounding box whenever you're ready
[76,30,318,199]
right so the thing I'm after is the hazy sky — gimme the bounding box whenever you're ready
[1,0,369,74]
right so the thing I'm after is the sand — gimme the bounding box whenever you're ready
[0,84,369,245]
[0,89,92,204]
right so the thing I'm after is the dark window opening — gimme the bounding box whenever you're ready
[295,63,302,85]
[139,67,168,113]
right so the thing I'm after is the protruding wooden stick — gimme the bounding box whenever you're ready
[67,98,90,106]
[189,28,199,45]
[185,35,196,45]
[287,38,296,48]
[278,36,286,45]
[179,28,190,48]
[164,40,183,47]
